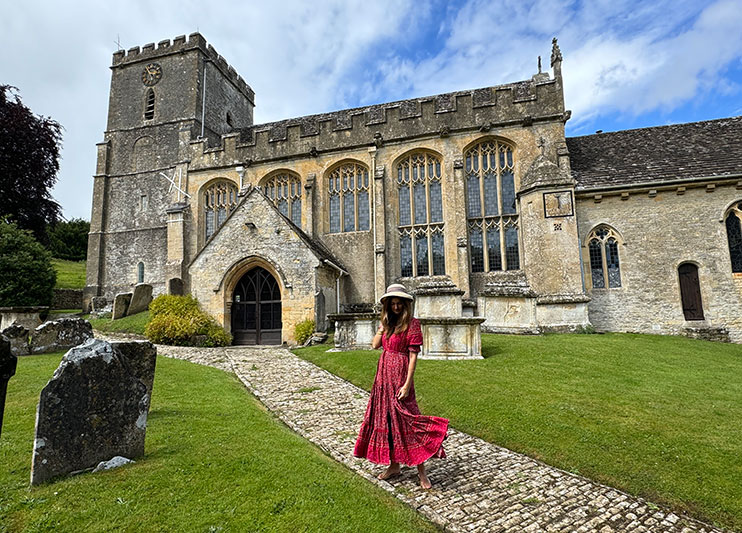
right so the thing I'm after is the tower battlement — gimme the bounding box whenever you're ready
[111,32,254,104]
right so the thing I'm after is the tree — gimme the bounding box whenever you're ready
[47,218,90,261]
[0,85,62,244]
[0,220,56,307]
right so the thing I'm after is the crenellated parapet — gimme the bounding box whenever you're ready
[188,75,566,169]
[111,32,254,104]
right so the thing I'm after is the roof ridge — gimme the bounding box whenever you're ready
[567,115,742,140]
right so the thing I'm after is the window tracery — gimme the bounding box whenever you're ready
[204,181,239,241]
[397,152,445,277]
[262,173,302,227]
[465,140,519,272]
[587,226,622,288]
[725,201,742,273]
[327,163,369,233]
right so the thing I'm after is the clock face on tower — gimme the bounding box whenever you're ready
[141,63,163,86]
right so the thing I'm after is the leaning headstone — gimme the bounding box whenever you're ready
[110,341,157,397]
[30,318,93,355]
[31,338,157,485]
[126,284,153,316]
[112,293,132,320]
[1,335,18,439]
[1,324,31,356]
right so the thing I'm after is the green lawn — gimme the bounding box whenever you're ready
[1,353,436,533]
[86,311,150,336]
[295,333,742,531]
[51,259,86,289]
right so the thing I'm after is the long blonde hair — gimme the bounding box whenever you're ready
[380,297,413,337]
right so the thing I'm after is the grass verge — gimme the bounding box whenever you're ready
[295,332,742,531]
[51,259,86,289]
[0,353,437,532]
[86,311,149,336]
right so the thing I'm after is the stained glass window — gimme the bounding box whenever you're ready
[328,163,370,232]
[465,140,519,272]
[262,173,302,227]
[725,206,742,273]
[204,181,239,241]
[587,226,622,289]
[397,152,445,277]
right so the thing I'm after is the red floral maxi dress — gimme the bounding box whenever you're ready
[353,318,448,466]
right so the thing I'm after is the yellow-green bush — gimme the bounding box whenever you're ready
[145,294,231,347]
[294,319,315,345]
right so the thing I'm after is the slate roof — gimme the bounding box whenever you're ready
[567,116,742,190]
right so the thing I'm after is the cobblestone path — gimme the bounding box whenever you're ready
[146,341,728,533]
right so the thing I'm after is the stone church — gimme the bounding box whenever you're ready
[84,33,742,344]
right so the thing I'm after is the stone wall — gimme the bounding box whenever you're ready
[52,289,82,310]
[576,182,742,341]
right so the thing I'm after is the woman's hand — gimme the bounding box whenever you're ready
[396,384,410,400]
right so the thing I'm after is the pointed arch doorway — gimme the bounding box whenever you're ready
[231,267,282,345]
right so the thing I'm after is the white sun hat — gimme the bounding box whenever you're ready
[380,283,414,303]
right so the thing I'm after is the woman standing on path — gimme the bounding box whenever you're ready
[353,284,449,489]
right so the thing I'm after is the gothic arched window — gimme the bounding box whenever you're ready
[465,140,519,272]
[204,181,239,240]
[262,172,302,227]
[587,226,622,288]
[144,89,155,120]
[725,201,742,273]
[397,152,445,277]
[328,162,370,233]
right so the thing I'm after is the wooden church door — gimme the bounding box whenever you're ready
[678,263,704,321]
[231,267,282,344]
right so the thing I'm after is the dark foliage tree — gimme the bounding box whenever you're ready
[0,220,56,307]
[0,85,63,244]
[47,218,90,261]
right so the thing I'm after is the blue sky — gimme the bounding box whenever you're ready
[2,0,741,220]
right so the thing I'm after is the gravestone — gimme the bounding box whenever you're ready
[31,338,157,485]
[112,293,132,319]
[168,277,183,296]
[0,324,30,356]
[127,284,153,316]
[1,335,17,439]
[30,318,93,355]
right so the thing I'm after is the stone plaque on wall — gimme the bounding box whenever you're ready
[543,190,574,218]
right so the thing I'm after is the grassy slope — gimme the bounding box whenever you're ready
[295,333,742,531]
[87,311,150,336]
[51,259,86,289]
[0,353,436,533]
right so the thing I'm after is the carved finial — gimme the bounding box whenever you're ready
[538,56,542,73]
[537,137,546,156]
[551,37,562,67]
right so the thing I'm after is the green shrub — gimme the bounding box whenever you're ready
[0,220,56,306]
[294,319,315,345]
[145,294,231,346]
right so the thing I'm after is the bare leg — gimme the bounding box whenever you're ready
[417,462,432,489]
[378,462,401,480]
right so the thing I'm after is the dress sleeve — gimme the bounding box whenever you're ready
[407,318,423,353]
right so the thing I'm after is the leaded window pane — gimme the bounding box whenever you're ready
[483,171,498,216]
[217,207,227,227]
[501,171,516,214]
[432,230,445,275]
[416,233,429,276]
[329,195,340,233]
[505,225,519,270]
[399,186,411,226]
[263,173,302,228]
[290,198,301,226]
[343,190,355,231]
[357,190,370,231]
[487,226,502,271]
[206,210,215,240]
[589,239,605,288]
[204,181,238,242]
[277,199,288,218]
[606,238,621,288]
[413,182,427,225]
[400,234,413,277]
[470,226,484,273]
[429,181,443,222]
[726,211,742,273]
[467,174,481,218]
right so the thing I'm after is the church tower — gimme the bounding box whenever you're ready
[84,33,255,310]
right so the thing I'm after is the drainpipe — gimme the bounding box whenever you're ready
[322,259,348,314]
[200,58,210,139]
[369,147,378,302]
